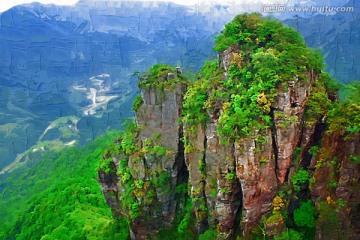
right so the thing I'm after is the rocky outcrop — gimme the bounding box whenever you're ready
[201,48,317,238]
[272,72,315,184]
[98,14,359,240]
[99,69,187,239]
[234,129,277,236]
[185,121,243,239]
[98,61,344,239]
[311,133,360,239]
[99,64,359,240]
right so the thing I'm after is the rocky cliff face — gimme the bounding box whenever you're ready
[99,14,360,240]
[99,66,359,240]
[99,67,188,239]
[310,132,360,239]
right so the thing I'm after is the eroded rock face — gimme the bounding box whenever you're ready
[213,48,317,237]
[234,129,277,236]
[99,73,187,239]
[311,133,360,239]
[185,119,244,239]
[98,159,122,217]
[183,56,318,237]
[272,72,315,184]
[99,53,357,239]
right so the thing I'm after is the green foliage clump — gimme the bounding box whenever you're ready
[98,158,115,174]
[129,202,140,219]
[309,146,319,157]
[132,95,143,112]
[175,182,188,195]
[177,211,191,234]
[291,169,310,191]
[266,211,283,224]
[294,200,316,229]
[153,133,161,139]
[142,139,168,156]
[138,64,175,87]
[350,155,360,164]
[115,120,140,155]
[316,200,340,235]
[138,64,187,90]
[103,120,174,222]
[153,171,171,191]
[118,158,132,183]
[327,81,360,136]
[225,171,236,181]
[321,72,340,95]
[292,147,302,162]
[199,229,217,240]
[115,158,142,221]
[153,145,167,156]
[305,78,333,124]
[135,180,144,189]
[182,60,223,131]
[274,229,304,240]
[198,158,205,172]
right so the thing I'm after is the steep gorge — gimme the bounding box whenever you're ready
[99,14,360,240]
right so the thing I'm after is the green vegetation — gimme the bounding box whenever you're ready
[183,13,325,143]
[132,95,144,112]
[199,229,217,240]
[225,171,236,181]
[154,198,195,240]
[122,120,141,149]
[177,211,191,234]
[327,81,360,136]
[294,201,316,228]
[291,169,310,192]
[142,139,168,156]
[274,229,303,240]
[309,146,319,157]
[98,157,116,174]
[138,64,187,90]
[304,77,333,124]
[350,155,360,164]
[293,200,316,238]
[316,200,341,236]
[182,60,223,131]
[99,118,176,222]
[0,131,129,239]
[292,147,302,163]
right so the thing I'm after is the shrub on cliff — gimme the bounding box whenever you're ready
[138,64,187,90]
[327,81,360,136]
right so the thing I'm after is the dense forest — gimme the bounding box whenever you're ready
[0,132,129,239]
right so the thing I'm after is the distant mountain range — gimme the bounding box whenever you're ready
[0,0,358,172]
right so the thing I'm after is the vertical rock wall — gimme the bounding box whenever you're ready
[272,72,315,184]
[99,72,187,239]
[311,133,360,239]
